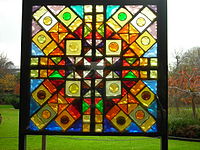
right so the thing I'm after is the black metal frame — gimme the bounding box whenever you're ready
[20,0,167,149]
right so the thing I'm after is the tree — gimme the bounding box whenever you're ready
[169,47,200,118]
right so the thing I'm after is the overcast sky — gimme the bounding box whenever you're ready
[0,0,200,67]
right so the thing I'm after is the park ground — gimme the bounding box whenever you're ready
[0,105,200,150]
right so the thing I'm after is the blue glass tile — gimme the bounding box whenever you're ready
[45,121,62,131]
[104,119,118,132]
[31,42,44,56]
[126,122,142,133]
[30,79,43,92]
[148,101,157,118]
[106,5,120,19]
[147,124,157,133]
[143,43,157,58]
[28,120,39,131]
[68,119,82,132]
[143,80,157,94]
[30,97,40,116]
[71,5,84,18]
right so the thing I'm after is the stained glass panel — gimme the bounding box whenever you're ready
[28,4,158,134]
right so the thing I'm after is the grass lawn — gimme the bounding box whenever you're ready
[0,105,200,150]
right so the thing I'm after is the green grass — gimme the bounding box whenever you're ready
[0,105,200,150]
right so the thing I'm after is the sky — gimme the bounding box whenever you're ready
[0,0,200,67]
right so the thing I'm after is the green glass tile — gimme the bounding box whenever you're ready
[82,101,90,113]
[30,70,38,77]
[124,71,137,78]
[51,57,62,64]
[125,58,137,65]
[97,24,104,37]
[84,25,91,37]
[118,12,127,21]
[31,58,38,65]
[49,71,63,78]
[96,100,103,113]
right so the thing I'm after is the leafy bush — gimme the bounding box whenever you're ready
[168,108,200,138]
[0,94,19,109]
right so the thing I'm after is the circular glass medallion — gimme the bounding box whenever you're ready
[141,36,150,46]
[109,42,119,52]
[63,12,71,21]
[42,110,51,119]
[37,35,46,44]
[118,12,127,21]
[141,91,151,100]
[43,16,52,25]
[135,110,145,120]
[136,17,146,27]
[37,90,46,99]
[69,43,78,52]
[109,83,119,93]
[60,115,69,124]
[69,83,79,94]
[116,116,126,125]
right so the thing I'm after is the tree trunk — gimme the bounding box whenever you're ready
[191,95,197,119]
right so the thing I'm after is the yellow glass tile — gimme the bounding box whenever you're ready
[84,5,92,13]
[106,40,122,56]
[96,5,103,12]
[86,23,92,30]
[95,124,103,132]
[111,111,131,132]
[136,17,146,27]
[129,42,144,57]
[43,41,57,56]
[141,7,156,21]
[106,18,121,32]
[150,58,157,66]
[48,104,58,113]
[58,94,68,104]
[150,70,157,79]
[32,85,52,105]
[83,115,90,123]
[136,87,155,107]
[83,123,90,132]
[141,116,156,132]
[95,115,103,123]
[85,15,92,22]
[69,18,83,32]
[33,6,48,20]
[43,16,52,25]
[140,71,147,78]
[57,7,77,27]
[31,114,45,129]
[140,58,148,66]
[136,31,156,51]
[30,70,38,78]
[32,31,52,50]
[96,23,102,29]
[40,57,48,65]
[96,14,104,22]
[40,70,47,78]
[112,8,133,27]
[106,81,121,96]
[66,80,81,97]
[31,58,38,65]
[130,80,145,95]
[55,110,75,131]
[66,40,82,56]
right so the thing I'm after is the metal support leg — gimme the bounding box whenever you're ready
[161,109,168,150]
[42,135,46,150]
[19,133,26,150]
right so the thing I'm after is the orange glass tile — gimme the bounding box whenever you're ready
[106,105,120,120]
[40,57,48,65]
[43,79,56,93]
[130,80,145,95]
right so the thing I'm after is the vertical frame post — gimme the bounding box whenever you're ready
[158,0,168,150]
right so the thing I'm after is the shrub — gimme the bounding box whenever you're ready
[168,108,200,138]
[0,94,20,109]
